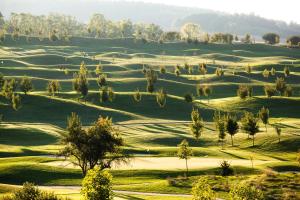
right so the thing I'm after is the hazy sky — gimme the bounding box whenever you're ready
[133,0,300,23]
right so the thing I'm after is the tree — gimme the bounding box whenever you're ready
[81,168,113,200]
[156,88,167,108]
[220,160,234,176]
[145,68,157,93]
[19,76,33,95]
[97,74,107,88]
[190,109,204,140]
[285,85,293,97]
[286,36,300,46]
[264,85,276,98]
[95,63,103,75]
[274,126,281,143]
[243,34,252,44]
[275,77,286,96]
[271,67,276,76]
[0,73,4,89]
[108,87,115,102]
[2,80,13,99]
[262,33,280,44]
[284,66,290,77]
[11,93,21,111]
[73,72,88,100]
[237,85,252,99]
[214,112,226,149]
[192,177,215,200]
[225,115,239,146]
[180,23,201,41]
[59,113,125,176]
[241,112,259,146]
[160,66,166,74]
[259,107,269,132]
[184,93,193,103]
[177,139,193,177]
[100,87,109,103]
[196,84,205,98]
[262,69,270,78]
[46,80,60,96]
[230,183,264,200]
[133,89,142,102]
[297,151,300,166]
[246,64,252,73]
[203,86,212,103]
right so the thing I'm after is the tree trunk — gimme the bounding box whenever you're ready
[265,124,267,133]
[252,135,255,147]
[231,135,234,146]
[185,159,188,178]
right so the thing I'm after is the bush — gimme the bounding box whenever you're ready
[81,168,113,200]
[3,182,64,200]
[264,85,276,98]
[184,93,193,103]
[230,183,264,200]
[237,85,252,99]
[192,177,215,200]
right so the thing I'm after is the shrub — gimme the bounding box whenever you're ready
[230,183,264,200]
[192,177,215,200]
[184,93,193,103]
[133,89,142,102]
[156,88,167,108]
[264,85,276,98]
[81,168,113,200]
[237,85,252,99]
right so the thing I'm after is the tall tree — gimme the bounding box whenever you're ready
[60,113,126,176]
[19,76,33,95]
[156,88,167,108]
[225,114,239,146]
[46,80,60,96]
[190,108,204,140]
[214,112,226,149]
[177,139,193,177]
[274,126,281,143]
[258,107,269,132]
[11,93,21,111]
[241,112,260,147]
[262,33,280,44]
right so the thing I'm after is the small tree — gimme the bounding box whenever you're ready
[156,88,167,108]
[275,77,286,96]
[204,86,212,103]
[214,112,226,149]
[73,72,88,100]
[274,126,282,143]
[297,150,300,166]
[284,85,293,97]
[262,69,270,78]
[19,76,33,95]
[237,85,252,99]
[177,139,193,177]
[241,112,259,146]
[2,80,13,99]
[271,67,276,76]
[46,80,60,96]
[284,66,290,77]
[97,74,107,88]
[259,107,269,132]
[184,93,193,103]
[262,33,280,45]
[264,85,276,98]
[133,89,142,102]
[225,114,239,146]
[230,183,264,200]
[108,87,115,102]
[11,93,21,111]
[95,63,103,75]
[190,109,204,140]
[192,177,215,200]
[196,84,205,97]
[100,87,109,102]
[246,64,252,74]
[160,66,166,74]
[81,168,113,200]
[220,160,234,176]
[145,68,157,93]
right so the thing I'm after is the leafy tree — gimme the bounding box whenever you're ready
[100,87,109,102]
[180,23,201,41]
[108,87,115,102]
[175,68,180,76]
[73,72,88,100]
[230,183,264,200]
[133,89,142,102]
[271,67,276,75]
[177,139,193,177]
[203,86,212,103]
[274,126,282,143]
[199,63,207,77]
[46,80,60,96]
[264,85,276,98]
[97,74,107,88]
[192,177,215,200]
[225,114,239,146]
[241,112,260,146]
[95,63,103,75]
[275,77,286,96]
[160,66,166,74]
[59,113,125,176]
[262,69,270,78]
[196,84,205,97]
[81,168,113,200]
[214,112,226,149]
[11,93,21,111]
[190,109,204,140]
[145,68,157,93]
[262,33,280,44]
[215,67,224,76]
[237,85,252,99]
[284,66,290,77]
[156,88,167,108]
[220,160,234,176]
[285,85,293,97]
[286,36,300,46]
[2,80,13,99]
[243,34,252,44]
[19,76,33,95]
[258,107,269,132]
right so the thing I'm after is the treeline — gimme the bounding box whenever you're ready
[0,12,299,46]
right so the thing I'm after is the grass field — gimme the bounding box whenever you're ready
[0,36,300,199]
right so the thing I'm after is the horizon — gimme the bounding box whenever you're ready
[0,0,300,24]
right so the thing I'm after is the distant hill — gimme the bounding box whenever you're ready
[1,0,300,39]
